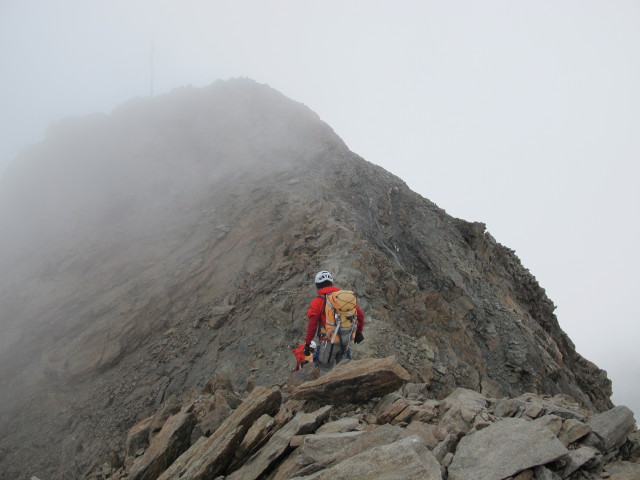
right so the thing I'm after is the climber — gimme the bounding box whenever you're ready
[303,270,365,374]
[291,340,318,371]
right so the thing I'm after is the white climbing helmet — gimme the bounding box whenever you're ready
[309,341,317,349]
[314,270,333,284]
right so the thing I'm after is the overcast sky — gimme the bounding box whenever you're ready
[1,0,638,415]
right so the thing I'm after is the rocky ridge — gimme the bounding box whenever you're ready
[85,357,638,480]
[0,79,616,479]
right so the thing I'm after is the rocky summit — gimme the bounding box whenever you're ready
[0,78,626,479]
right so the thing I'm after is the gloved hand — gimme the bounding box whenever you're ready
[304,343,311,356]
[354,332,364,344]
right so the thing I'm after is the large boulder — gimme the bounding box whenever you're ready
[290,435,442,480]
[448,418,569,480]
[270,423,408,480]
[586,406,636,452]
[290,357,410,403]
[438,388,488,436]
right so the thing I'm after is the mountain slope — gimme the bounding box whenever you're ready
[0,78,612,479]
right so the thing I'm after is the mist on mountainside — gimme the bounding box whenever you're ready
[0,79,615,480]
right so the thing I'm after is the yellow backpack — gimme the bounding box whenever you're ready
[321,290,358,344]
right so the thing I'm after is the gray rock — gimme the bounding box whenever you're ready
[544,405,586,421]
[195,392,233,437]
[157,386,281,480]
[209,305,235,329]
[448,418,569,480]
[129,404,196,480]
[534,414,564,436]
[149,397,183,435]
[286,362,321,388]
[402,382,429,401]
[533,465,562,480]
[312,425,407,466]
[412,400,440,423]
[377,398,410,425]
[586,406,636,452]
[522,401,545,419]
[405,421,442,449]
[373,392,403,416]
[226,405,332,480]
[316,417,360,434]
[126,416,153,457]
[493,398,525,418]
[290,357,411,404]
[558,446,600,477]
[227,413,274,471]
[628,431,640,461]
[268,452,308,480]
[432,433,458,463]
[270,423,407,480]
[607,470,640,480]
[603,460,640,475]
[290,435,442,480]
[392,403,421,425]
[296,431,365,466]
[438,388,488,436]
[557,418,592,447]
[512,470,534,480]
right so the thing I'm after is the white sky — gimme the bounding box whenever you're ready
[1,0,638,415]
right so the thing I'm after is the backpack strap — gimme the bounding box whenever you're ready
[316,294,327,340]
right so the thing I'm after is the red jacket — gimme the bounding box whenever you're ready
[304,286,364,344]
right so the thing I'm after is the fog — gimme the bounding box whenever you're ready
[1,1,638,415]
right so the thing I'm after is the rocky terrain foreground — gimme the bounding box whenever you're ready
[86,357,638,480]
[0,79,619,478]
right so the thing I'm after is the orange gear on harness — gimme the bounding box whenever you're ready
[291,341,317,371]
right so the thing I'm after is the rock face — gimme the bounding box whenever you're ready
[0,79,615,479]
[85,357,640,480]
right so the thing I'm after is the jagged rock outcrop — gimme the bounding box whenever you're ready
[157,386,281,480]
[95,357,637,480]
[0,79,616,479]
[128,404,195,480]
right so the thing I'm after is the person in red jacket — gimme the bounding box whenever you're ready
[304,270,364,373]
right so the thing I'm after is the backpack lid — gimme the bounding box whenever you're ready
[327,290,357,317]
